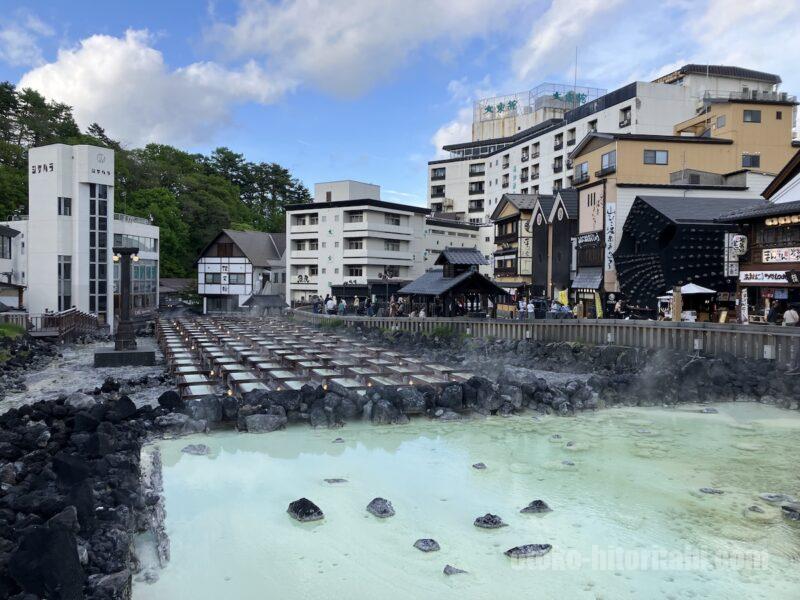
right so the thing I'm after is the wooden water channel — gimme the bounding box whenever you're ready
[156,316,474,400]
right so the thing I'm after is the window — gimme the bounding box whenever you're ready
[502,154,510,169]
[532,142,540,157]
[469,181,484,195]
[521,147,529,161]
[294,240,306,251]
[588,119,597,133]
[567,128,576,145]
[385,214,401,226]
[204,273,221,284]
[619,106,631,127]
[601,150,616,171]
[554,133,563,150]
[334,241,339,248]
[347,211,364,223]
[742,154,761,168]
[309,265,318,276]
[431,185,445,197]
[716,115,726,129]
[384,240,401,252]
[309,214,319,225]
[308,240,318,250]
[776,111,783,120]
[347,266,363,277]
[58,197,71,216]
[521,166,529,181]
[218,242,234,257]
[553,179,563,191]
[468,199,484,212]
[431,167,446,180]
[325,191,332,202]
[575,161,589,180]
[347,239,363,250]
[643,149,668,165]
[294,215,307,226]
[0,236,11,259]
[743,110,761,123]
[229,273,246,285]
[469,163,485,176]
[502,174,509,188]
[97,184,108,199]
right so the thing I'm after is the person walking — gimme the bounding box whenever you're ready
[325,296,336,315]
[353,296,361,315]
[338,297,347,315]
[365,297,373,317]
[783,304,799,326]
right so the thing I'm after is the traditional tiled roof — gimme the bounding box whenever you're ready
[717,199,800,222]
[637,196,767,224]
[435,247,488,266]
[398,268,506,296]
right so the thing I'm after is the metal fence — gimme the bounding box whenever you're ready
[0,308,101,342]
[291,309,800,368]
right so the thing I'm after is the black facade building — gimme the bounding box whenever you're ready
[614,195,766,309]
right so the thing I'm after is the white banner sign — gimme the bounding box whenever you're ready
[739,270,788,284]
[604,203,616,271]
[762,247,800,263]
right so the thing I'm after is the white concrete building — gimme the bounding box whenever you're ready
[197,229,286,313]
[0,144,160,328]
[285,181,481,303]
[428,65,787,230]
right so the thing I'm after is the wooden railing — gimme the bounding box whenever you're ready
[26,308,101,342]
[290,308,800,368]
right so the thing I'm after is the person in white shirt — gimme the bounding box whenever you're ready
[325,297,336,314]
[527,300,535,318]
[783,306,799,326]
[518,297,526,320]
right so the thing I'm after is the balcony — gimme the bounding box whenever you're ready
[567,138,576,146]
[703,90,797,104]
[502,182,509,188]
[431,202,443,212]
[494,267,518,278]
[495,232,517,244]
[469,187,485,195]
[619,117,631,128]
[431,172,446,181]
[502,161,510,170]
[468,204,484,213]
[290,249,319,260]
[572,172,590,185]
[595,164,617,177]
[469,169,485,177]
[554,141,564,151]
[520,176,529,183]
[430,190,445,199]
[532,172,539,180]
[531,152,540,159]
[290,222,319,234]
[521,154,529,162]
[552,163,563,173]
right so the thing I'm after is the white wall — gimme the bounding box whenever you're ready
[314,180,380,202]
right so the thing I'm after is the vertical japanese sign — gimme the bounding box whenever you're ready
[604,203,616,272]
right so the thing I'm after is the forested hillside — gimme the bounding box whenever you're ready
[0,82,310,277]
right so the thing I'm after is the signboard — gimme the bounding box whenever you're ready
[739,270,788,284]
[740,288,748,323]
[577,232,601,247]
[723,233,745,277]
[786,270,800,285]
[762,247,800,263]
[604,203,616,271]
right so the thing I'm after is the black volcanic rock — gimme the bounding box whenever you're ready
[287,498,324,522]
[366,497,395,518]
[443,564,467,575]
[520,500,551,514]
[505,543,552,558]
[474,513,507,528]
[8,525,84,599]
[413,538,440,552]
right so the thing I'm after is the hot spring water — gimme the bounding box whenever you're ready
[134,403,800,599]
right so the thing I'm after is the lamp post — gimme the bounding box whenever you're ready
[112,246,139,350]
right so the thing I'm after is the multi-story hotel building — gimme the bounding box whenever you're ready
[285,181,481,303]
[0,144,160,329]
[428,65,788,238]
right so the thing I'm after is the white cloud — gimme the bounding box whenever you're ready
[208,0,522,96]
[0,14,54,67]
[18,30,294,147]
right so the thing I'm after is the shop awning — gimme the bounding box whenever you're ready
[664,283,716,295]
[571,267,603,290]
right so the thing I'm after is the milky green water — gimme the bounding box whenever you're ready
[133,404,800,600]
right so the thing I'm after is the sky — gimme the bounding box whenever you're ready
[1,0,799,207]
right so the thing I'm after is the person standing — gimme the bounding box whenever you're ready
[518,297,526,320]
[365,297,373,317]
[527,298,535,319]
[325,296,336,315]
[783,304,799,326]
[353,296,361,315]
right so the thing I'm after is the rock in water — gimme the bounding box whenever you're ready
[520,500,552,514]
[287,498,324,522]
[443,564,467,575]
[332,437,345,443]
[781,503,800,521]
[413,539,440,552]
[367,497,395,518]
[181,444,210,456]
[505,544,552,558]
[324,478,347,484]
[472,462,487,470]
[759,493,798,504]
[474,513,507,528]
[747,505,765,513]
[699,407,718,414]
[700,487,724,495]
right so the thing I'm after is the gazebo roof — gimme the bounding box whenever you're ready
[434,247,488,266]
[398,268,506,297]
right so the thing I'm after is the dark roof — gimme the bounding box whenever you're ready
[426,216,479,231]
[617,182,748,191]
[0,224,20,238]
[285,198,430,214]
[398,268,506,296]
[636,195,768,224]
[717,199,800,222]
[243,294,285,308]
[441,118,563,152]
[435,247,488,266]
[653,64,781,85]
[222,230,285,268]
[536,194,556,219]
[555,189,579,218]
[159,278,193,293]
[761,148,800,200]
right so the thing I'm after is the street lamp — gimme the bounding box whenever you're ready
[378,271,394,303]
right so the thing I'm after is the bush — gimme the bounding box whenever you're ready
[0,322,25,338]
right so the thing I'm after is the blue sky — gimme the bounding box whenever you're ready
[1,0,798,206]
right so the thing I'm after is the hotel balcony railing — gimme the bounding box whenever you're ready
[704,90,797,104]
[430,173,446,181]
[430,190,445,198]
[468,204,484,213]
[469,188,485,195]
[552,163,563,173]
[502,182,509,188]
[553,141,564,151]
[520,176,529,183]
[502,161,510,169]
[532,172,539,180]
[595,165,617,177]
[572,172,590,185]
[521,154,529,162]
[619,117,631,128]
[566,138,576,146]
[531,151,540,159]
[469,169,485,177]
[431,203,443,212]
